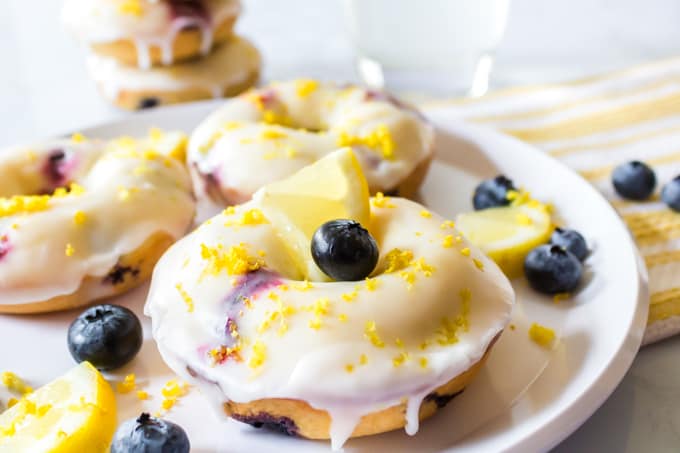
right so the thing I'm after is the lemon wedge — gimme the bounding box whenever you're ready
[456,203,553,278]
[0,362,117,453]
[255,148,371,280]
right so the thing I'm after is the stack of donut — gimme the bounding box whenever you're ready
[62,0,261,110]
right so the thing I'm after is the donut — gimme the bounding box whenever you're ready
[145,197,513,448]
[87,36,261,110]
[187,80,435,209]
[0,130,196,314]
[62,0,241,69]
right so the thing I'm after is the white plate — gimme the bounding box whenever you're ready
[0,103,648,452]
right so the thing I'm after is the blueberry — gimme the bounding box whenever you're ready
[473,175,517,210]
[311,219,379,281]
[67,304,142,370]
[661,175,680,212]
[550,228,588,261]
[138,97,160,109]
[111,413,190,453]
[524,245,583,294]
[611,161,656,200]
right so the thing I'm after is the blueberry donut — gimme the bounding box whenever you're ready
[187,80,435,209]
[0,130,195,314]
[145,197,513,448]
[87,36,260,110]
[62,0,241,69]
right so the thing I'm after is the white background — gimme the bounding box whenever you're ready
[2,0,680,451]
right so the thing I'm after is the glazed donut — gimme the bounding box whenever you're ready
[188,80,435,209]
[0,130,195,314]
[62,0,241,68]
[87,36,261,110]
[145,197,513,448]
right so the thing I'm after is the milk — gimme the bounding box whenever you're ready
[343,0,511,96]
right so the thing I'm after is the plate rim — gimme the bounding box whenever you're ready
[424,109,649,452]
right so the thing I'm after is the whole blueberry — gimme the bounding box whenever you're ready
[473,175,517,210]
[67,304,142,371]
[111,413,190,453]
[311,219,379,281]
[550,227,588,261]
[524,245,583,294]
[612,161,656,200]
[661,175,680,212]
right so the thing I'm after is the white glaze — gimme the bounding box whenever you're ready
[0,131,195,306]
[87,36,260,103]
[62,0,241,69]
[187,80,435,209]
[145,197,513,449]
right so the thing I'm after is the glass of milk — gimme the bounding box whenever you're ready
[343,0,511,97]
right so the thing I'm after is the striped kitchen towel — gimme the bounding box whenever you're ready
[424,58,680,345]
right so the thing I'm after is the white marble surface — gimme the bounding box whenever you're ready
[2,0,680,451]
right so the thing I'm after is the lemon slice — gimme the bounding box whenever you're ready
[456,204,553,278]
[0,362,117,453]
[255,148,371,280]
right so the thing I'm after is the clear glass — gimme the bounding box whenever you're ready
[343,0,511,98]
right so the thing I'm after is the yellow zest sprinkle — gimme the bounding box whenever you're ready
[553,293,571,303]
[337,125,396,160]
[200,243,264,278]
[296,79,319,98]
[261,128,288,140]
[292,280,314,291]
[364,320,385,348]
[0,195,51,217]
[371,192,396,208]
[395,338,404,348]
[413,258,435,277]
[149,127,163,141]
[73,210,87,226]
[529,323,556,348]
[510,324,516,331]
[285,147,298,159]
[338,313,348,322]
[342,291,358,302]
[473,258,484,271]
[65,243,75,257]
[313,298,330,316]
[359,354,368,365]
[383,249,414,273]
[441,220,455,229]
[118,0,144,16]
[223,206,236,216]
[420,210,432,218]
[136,390,149,400]
[419,357,429,369]
[460,247,471,257]
[392,352,409,367]
[248,341,267,369]
[344,364,355,373]
[159,379,189,412]
[224,208,269,227]
[1,372,32,395]
[415,231,423,237]
[7,398,18,408]
[400,270,416,289]
[116,374,136,394]
[365,277,379,291]
[71,132,86,143]
[442,235,454,248]
[175,283,194,312]
[308,318,322,330]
